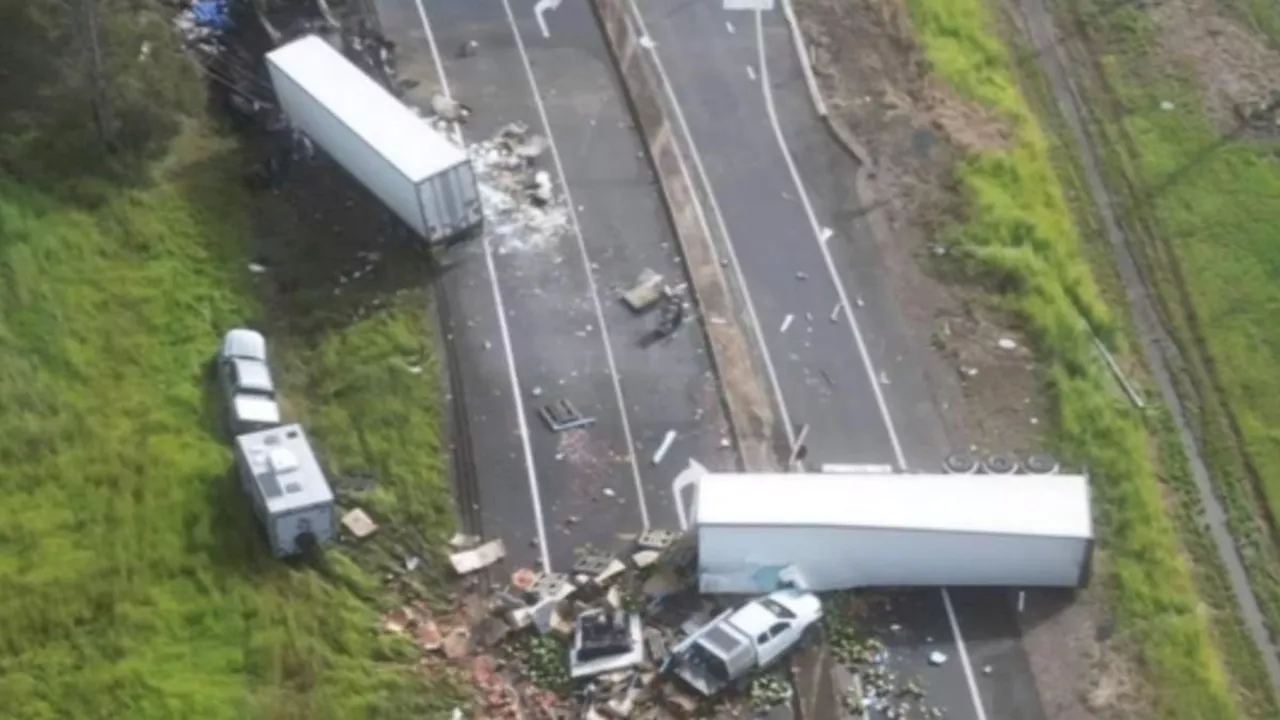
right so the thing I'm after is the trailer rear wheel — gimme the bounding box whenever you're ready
[943,452,979,474]
[1023,453,1060,475]
[983,453,1018,475]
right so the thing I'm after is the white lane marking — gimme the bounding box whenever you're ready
[754,11,988,719]
[499,0,651,529]
[625,0,798,455]
[752,11,905,469]
[533,0,562,38]
[411,0,551,571]
[943,589,989,720]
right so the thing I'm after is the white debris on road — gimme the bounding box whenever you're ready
[466,123,571,255]
[928,650,947,666]
[652,429,677,465]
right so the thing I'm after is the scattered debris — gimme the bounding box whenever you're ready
[621,268,666,313]
[469,122,572,255]
[638,34,656,50]
[247,262,267,274]
[638,290,687,347]
[529,170,555,205]
[819,226,834,242]
[431,93,472,123]
[651,430,677,466]
[443,627,471,659]
[341,508,378,538]
[539,399,596,432]
[632,550,661,569]
[928,650,948,666]
[457,39,479,57]
[450,538,507,575]
[451,532,482,549]
[780,313,795,333]
[996,337,1018,350]
[796,270,809,281]
[830,303,842,322]
[569,609,645,678]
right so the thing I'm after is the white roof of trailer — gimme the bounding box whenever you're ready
[695,472,1092,540]
[266,35,467,182]
[235,424,334,515]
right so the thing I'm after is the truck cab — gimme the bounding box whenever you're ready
[216,328,282,438]
[667,589,822,696]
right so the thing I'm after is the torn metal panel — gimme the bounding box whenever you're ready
[569,610,645,679]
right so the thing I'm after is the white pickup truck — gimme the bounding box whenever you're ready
[663,589,822,696]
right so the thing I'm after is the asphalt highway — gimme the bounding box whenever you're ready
[629,2,1049,719]
[368,1,1051,718]
[372,0,733,573]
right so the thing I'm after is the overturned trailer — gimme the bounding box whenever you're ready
[682,467,1094,594]
[265,35,482,244]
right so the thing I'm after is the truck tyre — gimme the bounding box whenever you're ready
[943,452,979,474]
[1024,453,1060,474]
[983,453,1018,475]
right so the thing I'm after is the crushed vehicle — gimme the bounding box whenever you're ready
[662,588,822,696]
[216,328,282,437]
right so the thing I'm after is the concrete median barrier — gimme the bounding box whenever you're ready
[589,0,781,473]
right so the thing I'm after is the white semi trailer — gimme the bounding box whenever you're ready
[682,467,1094,594]
[265,35,482,244]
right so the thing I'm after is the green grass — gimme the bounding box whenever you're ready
[906,0,1241,716]
[1057,0,1280,709]
[1001,5,1280,715]
[0,128,464,719]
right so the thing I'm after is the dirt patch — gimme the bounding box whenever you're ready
[1019,582,1147,720]
[796,0,1122,715]
[1149,0,1280,135]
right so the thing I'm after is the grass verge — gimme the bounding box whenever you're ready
[998,3,1280,715]
[905,0,1241,716]
[0,125,464,720]
[1052,0,1280,710]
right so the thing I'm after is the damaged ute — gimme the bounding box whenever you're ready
[663,588,821,696]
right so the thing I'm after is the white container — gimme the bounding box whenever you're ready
[266,35,482,244]
[693,471,1094,594]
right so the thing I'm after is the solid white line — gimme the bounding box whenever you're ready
[943,589,989,720]
[625,0,798,455]
[754,11,987,719]
[499,0,651,529]
[480,237,553,572]
[752,11,905,470]
[411,0,552,571]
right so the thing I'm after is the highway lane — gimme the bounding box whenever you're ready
[628,3,1047,719]
[754,12,1051,720]
[623,1,899,469]
[373,0,732,571]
